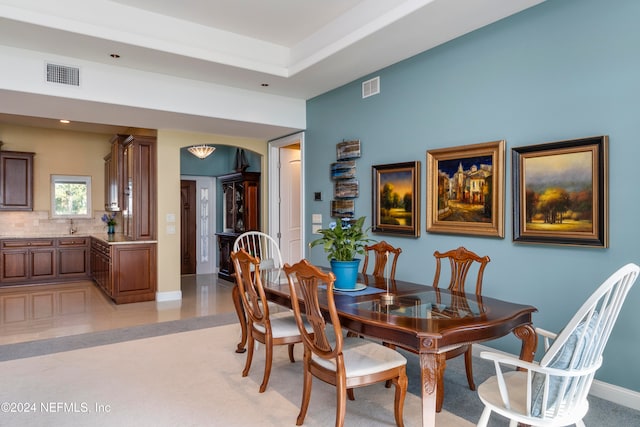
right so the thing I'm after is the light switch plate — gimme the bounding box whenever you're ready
[312,224,322,234]
[312,213,322,223]
[166,213,176,222]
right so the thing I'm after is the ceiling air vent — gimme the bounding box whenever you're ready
[46,62,80,86]
[362,76,380,99]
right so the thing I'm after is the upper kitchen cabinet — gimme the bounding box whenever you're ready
[121,135,157,240]
[104,135,125,212]
[0,150,34,211]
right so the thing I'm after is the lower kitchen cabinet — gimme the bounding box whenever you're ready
[90,237,157,304]
[57,237,90,279]
[0,239,56,284]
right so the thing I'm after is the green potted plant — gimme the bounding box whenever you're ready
[310,216,374,289]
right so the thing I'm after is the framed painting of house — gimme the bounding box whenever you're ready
[426,140,505,237]
[512,135,608,247]
[372,161,420,237]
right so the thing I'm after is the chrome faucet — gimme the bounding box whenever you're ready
[69,219,77,235]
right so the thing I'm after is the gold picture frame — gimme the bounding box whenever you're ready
[426,140,505,237]
[512,135,608,247]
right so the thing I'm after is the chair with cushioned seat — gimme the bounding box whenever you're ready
[283,259,408,427]
[230,248,309,393]
[476,263,639,427]
[362,240,402,280]
[432,246,491,412]
[233,231,286,352]
[234,231,283,271]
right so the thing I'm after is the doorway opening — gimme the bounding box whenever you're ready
[180,175,216,275]
[269,132,305,265]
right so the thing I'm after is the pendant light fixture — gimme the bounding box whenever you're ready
[187,145,216,159]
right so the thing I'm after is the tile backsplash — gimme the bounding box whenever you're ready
[0,211,115,237]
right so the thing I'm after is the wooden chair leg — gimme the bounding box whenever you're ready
[232,285,248,353]
[477,406,492,427]
[393,372,408,427]
[259,338,273,393]
[336,376,347,427]
[347,388,355,401]
[296,362,312,426]
[288,343,295,363]
[242,334,255,378]
[464,346,476,390]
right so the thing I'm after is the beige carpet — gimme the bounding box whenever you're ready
[0,323,473,427]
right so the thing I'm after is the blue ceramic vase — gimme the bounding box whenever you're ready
[330,259,361,290]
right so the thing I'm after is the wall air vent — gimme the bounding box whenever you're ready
[362,76,380,98]
[46,62,80,86]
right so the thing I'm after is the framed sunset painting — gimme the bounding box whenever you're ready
[372,161,420,237]
[512,135,608,247]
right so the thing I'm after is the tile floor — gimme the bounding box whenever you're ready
[0,274,237,345]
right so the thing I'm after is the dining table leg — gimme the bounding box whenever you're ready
[232,284,248,353]
[514,323,537,363]
[419,352,445,427]
[512,325,537,427]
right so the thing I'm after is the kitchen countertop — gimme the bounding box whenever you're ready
[0,234,157,245]
[91,234,157,245]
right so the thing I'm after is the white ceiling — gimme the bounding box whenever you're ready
[0,0,545,137]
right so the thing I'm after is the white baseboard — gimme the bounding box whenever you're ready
[474,344,640,411]
[155,290,182,302]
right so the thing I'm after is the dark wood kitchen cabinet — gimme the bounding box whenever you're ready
[121,135,156,240]
[0,237,91,287]
[57,237,90,279]
[104,135,124,212]
[0,239,56,283]
[90,237,157,304]
[0,150,34,211]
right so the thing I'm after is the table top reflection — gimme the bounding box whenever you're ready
[352,290,483,320]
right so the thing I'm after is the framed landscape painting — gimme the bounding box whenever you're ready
[372,161,420,237]
[512,135,608,247]
[426,140,505,238]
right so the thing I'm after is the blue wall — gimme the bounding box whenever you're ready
[305,0,640,391]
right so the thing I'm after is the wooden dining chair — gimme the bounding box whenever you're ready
[432,246,491,412]
[231,248,309,393]
[283,259,408,427]
[232,231,286,352]
[362,240,402,280]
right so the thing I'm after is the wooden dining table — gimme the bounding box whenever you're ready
[232,269,537,427]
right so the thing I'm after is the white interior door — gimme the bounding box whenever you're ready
[269,132,305,264]
[279,147,301,264]
[182,175,216,275]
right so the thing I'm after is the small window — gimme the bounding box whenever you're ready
[51,175,92,218]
